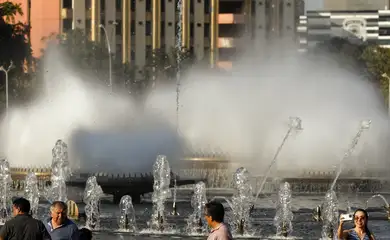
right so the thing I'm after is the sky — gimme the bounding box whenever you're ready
[305,0,323,11]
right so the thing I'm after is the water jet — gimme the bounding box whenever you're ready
[255,117,302,201]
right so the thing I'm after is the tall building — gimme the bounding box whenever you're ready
[323,0,388,10]
[8,0,62,57]
[10,0,302,71]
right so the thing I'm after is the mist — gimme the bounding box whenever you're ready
[146,50,390,176]
[0,44,389,176]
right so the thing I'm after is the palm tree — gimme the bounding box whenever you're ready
[0,1,23,24]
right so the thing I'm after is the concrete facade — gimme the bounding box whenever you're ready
[324,0,388,10]
[8,0,303,70]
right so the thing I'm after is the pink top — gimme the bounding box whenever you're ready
[207,223,233,240]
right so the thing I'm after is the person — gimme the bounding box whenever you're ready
[204,201,233,240]
[337,208,375,240]
[78,228,92,240]
[0,197,51,240]
[44,201,79,240]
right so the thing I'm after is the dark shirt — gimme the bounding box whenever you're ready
[44,218,79,240]
[0,213,51,240]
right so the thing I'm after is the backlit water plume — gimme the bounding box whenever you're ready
[0,46,388,176]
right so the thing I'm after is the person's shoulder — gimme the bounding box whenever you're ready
[34,218,49,229]
[66,219,78,230]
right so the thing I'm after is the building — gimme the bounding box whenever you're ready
[297,9,390,51]
[9,0,61,58]
[323,0,388,11]
[10,0,302,72]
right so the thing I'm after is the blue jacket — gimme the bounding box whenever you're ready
[44,218,79,240]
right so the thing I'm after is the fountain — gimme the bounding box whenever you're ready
[186,181,207,234]
[24,172,39,218]
[175,0,183,134]
[83,176,103,230]
[330,120,371,191]
[231,167,253,236]
[171,177,179,216]
[0,159,11,224]
[274,182,293,237]
[321,190,339,239]
[366,194,390,220]
[48,140,71,202]
[118,195,137,232]
[313,205,322,222]
[149,155,171,232]
[255,117,303,200]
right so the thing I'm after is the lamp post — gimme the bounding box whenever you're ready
[99,24,112,92]
[0,61,14,116]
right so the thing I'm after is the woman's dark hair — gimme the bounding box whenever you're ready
[79,228,92,240]
[205,201,225,223]
[353,208,370,235]
[13,198,30,214]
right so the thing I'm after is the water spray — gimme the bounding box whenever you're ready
[171,177,179,216]
[330,120,371,191]
[255,117,303,201]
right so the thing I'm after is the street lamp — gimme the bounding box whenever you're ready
[0,61,14,116]
[99,24,112,92]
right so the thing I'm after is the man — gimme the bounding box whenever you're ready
[0,197,51,240]
[44,201,79,240]
[205,201,233,240]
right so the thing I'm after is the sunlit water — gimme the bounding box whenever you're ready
[30,191,390,239]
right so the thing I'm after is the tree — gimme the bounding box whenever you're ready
[119,47,196,103]
[361,45,390,103]
[39,28,110,86]
[0,1,34,107]
[313,37,390,105]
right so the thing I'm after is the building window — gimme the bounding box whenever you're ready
[146,0,151,12]
[131,50,135,61]
[116,0,121,10]
[63,19,72,31]
[190,23,194,37]
[86,19,91,30]
[204,0,210,13]
[161,0,165,12]
[146,21,151,36]
[131,0,136,10]
[116,20,122,35]
[204,23,210,37]
[63,0,72,8]
[161,22,165,36]
[85,0,91,8]
[131,21,135,35]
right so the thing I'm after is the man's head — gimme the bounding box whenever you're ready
[50,201,68,225]
[204,201,225,228]
[12,198,30,216]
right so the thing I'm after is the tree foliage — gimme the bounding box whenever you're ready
[313,37,390,105]
[122,47,196,100]
[0,1,34,107]
[361,45,390,102]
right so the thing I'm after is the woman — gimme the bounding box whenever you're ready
[337,208,375,240]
